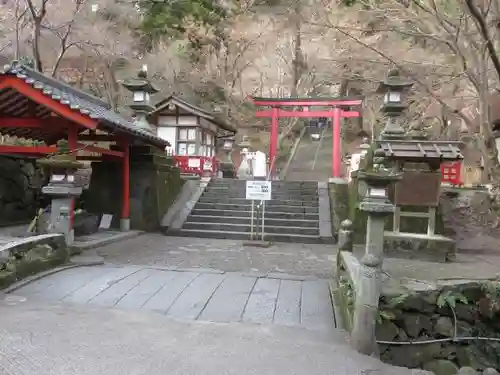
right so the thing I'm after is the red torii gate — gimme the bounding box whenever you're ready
[248,96,363,178]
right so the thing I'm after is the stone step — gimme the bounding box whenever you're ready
[206,185,319,193]
[194,202,319,214]
[209,180,319,189]
[197,197,319,207]
[182,222,319,236]
[201,192,319,201]
[171,228,326,244]
[185,215,319,228]
[191,209,319,220]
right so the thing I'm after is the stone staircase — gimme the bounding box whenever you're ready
[285,127,334,182]
[174,178,326,243]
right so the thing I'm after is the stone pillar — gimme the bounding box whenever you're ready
[349,170,401,356]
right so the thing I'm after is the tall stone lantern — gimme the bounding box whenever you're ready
[121,64,159,134]
[217,136,235,177]
[350,153,402,356]
[37,140,88,246]
[377,69,413,140]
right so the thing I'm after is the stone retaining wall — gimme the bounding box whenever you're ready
[0,234,69,288]
[0,155,47,226]
[336,252,500,374]
[377,281,500,372]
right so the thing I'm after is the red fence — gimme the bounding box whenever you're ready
[173,156,217,177]
[440,161,462,186]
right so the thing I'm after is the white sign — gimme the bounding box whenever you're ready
[188,158,201,168]
[369,188,387,197]
[99,214,113,229]
[246,180,272,201]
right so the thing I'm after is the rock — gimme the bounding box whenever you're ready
[457,320,473,336]
[457,367,478,375]
[439,344,457,360]
[398,327,409,341]
[73,211,100,236]
[483,369,499,375]
[434,316,454,337]
[455,303,479,323]
[376,321,399,341]
[423,359,459,375]
[381,341,443,368]
[402,291,439,313]
[456,345,500,370]
[403,313,433,337]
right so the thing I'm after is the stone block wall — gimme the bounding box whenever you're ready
[336,254,500,374]
[84,146,183,231]
[0,155,47,226]
[377,281,500,372]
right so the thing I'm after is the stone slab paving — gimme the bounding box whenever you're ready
[96,234,338,278]
[13,265,336,332]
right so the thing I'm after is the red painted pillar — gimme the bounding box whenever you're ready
[332,107,342,178]
[121,141,130,231]
[67,125,78,228]
[269,106,279,178]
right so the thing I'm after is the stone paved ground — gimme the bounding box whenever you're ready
[96,234,338,278]
[0,298,427,375]
[13,265,335,332]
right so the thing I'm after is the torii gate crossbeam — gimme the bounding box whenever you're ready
[249,96,363,179]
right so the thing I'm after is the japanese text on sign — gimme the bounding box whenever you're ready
[245,180,272,201]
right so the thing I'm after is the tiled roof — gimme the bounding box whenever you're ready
[1,61,168,148]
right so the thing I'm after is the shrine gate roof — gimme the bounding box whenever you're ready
[376,140,464,162]
[249,96,364,106]
[0,61,168,148]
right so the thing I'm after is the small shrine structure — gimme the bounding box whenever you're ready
[147,96,237,176]
[0,61,169,234]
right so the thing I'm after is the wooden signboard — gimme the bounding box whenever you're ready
[393,170,441,207]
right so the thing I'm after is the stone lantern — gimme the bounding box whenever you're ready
[217,136,236,178]
[377,69,413,140]
[350,166,402,356]
[37,140,88,245]
[121,64,159,134]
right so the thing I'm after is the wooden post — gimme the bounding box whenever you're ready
[269,106,279,179]
[427,207,436,236]
[120,141,130,231]
[332,107,342,178]
[67,125,78,230]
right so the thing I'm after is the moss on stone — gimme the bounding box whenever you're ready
[0,239,69,289]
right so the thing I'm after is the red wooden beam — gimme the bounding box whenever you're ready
[255,110,360,118]
[249,96,363,107]
[0,76,98,129]
[0,117,71,128]
[76,143,124,158]
[0,118,42,128]
[0,145,56,155]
